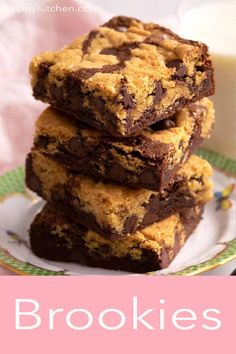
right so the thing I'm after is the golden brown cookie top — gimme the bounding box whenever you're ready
[30,16,213,135]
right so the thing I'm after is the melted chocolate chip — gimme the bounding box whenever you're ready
[140,170,157,186]
[151,118,176,131]
[100,47,121,56]
[37,62,51,77]
[82,30,98,55]
[33,62,52,98]
[36,135,49,149]
[25,155,43,196]
[144,32,167,46]
[161,119,176,129]
[109,164,127,183]
[79,42,140,81]
[77,63,124,80]
[198,76,211,93]
[103,16,137,31]
[124,215,138,234]
[100,42,139,61]
[153,81,167,104]
[167,60,187,79]
[67,137,83,154]
[196,65,205,72]
[120,84,136,109]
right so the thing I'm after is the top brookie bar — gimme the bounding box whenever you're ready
[26,152,213,239]
[34,98,214,191]
[30,16,215,137]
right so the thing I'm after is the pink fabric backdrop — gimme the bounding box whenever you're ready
[0,0,109,175]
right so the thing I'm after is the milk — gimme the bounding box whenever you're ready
[178,0,236,159]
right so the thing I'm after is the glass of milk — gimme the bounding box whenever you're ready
[177,0,236,159]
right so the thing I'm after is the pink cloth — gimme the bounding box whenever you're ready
[0,0,109,275]
[0,0,109,175]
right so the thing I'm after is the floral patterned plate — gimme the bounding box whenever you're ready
[0,149,236,276]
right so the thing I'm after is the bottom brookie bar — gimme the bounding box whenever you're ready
[30,203,204,273]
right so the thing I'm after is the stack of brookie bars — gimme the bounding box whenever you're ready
[26,16,215,273]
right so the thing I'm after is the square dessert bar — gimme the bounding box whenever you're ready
[26,151,213,239]
[30,203,203,273]
[34,98,214,191]
[30,16,215,137]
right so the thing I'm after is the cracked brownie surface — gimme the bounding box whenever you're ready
[30,16,215,137]
[34,98,214,191]
[30,203,203,273]
[26,152,213,239]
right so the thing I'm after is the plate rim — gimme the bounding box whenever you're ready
[0,148,236,276]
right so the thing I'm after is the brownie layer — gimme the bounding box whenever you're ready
[30,16,214,137]
[26,151,213,239]
[34,98,214,191]
[30,203,203,273]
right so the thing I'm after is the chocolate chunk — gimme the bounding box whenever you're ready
[75,63,123,81]
[100,47,121,56]
[50,83,64,101]
[33,62,52,98]
[82,30,98,55]
[198,76,211,93]
[100,42,139,61]
[37,62,51,77]
[151,118,176,131]
[68,137,83,154]
[124,215,138,234]
[145,195,160,213]
[140,169,157,186]
[160,119,176,129]
[153,81,167,104]
[144,32,168,46]
[120,80,136,109]
[36,135,49,149]
[103,16,137,31]
[196,65,205,72]
[25,155,42,196]
[109,164,127,183]
[167,60,187,79]
[142,212,159,227]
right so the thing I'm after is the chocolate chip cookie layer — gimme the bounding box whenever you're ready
[26,151,213,239]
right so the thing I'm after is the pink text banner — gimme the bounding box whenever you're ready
[0,276,234,353]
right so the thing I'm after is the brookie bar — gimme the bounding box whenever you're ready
[26,151,213,239]
[34,98,214,191]
[30,203,204,273]
[30,16,215,137]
